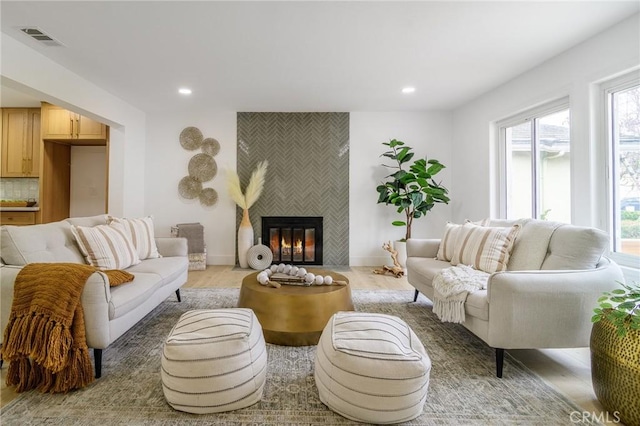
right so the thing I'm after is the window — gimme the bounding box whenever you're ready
[607,79,640,258]
[499,99,571,222]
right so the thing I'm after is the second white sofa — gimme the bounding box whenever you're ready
[406,219,624,377]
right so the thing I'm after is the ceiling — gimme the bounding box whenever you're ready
[1,1,638,113]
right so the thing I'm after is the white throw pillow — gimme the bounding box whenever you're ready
[451,223,521,273]
[71,222,141,270]
[436,222,464,262]
[108,216,161,260]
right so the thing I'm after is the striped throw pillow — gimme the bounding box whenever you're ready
[71,223,140,270]
[451,223,521,273]
[108,216,160,260]
[436,222,464,261]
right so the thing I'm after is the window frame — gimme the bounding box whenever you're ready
[599,72,640,268]
[497,97,571,220]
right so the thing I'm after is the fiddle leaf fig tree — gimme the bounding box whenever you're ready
[376,139,450,240]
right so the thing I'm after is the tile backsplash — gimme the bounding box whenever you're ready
[0,178,39,201]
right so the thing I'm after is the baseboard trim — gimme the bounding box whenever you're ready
[206,255,236,265]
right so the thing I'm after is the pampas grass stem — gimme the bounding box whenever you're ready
[226,160,268,209]
[226,169,247,209]
[244,160,268,209]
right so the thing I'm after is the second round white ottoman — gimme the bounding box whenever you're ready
[314,311,431,424]
[161,308,267,414]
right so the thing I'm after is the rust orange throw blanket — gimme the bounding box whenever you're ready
[2,263,133,393]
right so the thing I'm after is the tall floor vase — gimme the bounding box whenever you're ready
[394,240,407,268]
[237,209,254,269]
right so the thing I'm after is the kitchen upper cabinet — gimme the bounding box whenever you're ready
[41,103,107,143]
[1,108,41,177]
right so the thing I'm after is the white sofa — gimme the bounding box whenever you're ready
[0,214,189,378]
[406,219,624,377]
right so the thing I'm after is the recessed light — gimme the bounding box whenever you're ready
[178,88,192,95]
[402,87,416,94]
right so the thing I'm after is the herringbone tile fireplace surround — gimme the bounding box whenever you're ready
[237,112,349,265]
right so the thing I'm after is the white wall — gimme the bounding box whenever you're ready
[142,14,636,268]
[451,14,640,228]
[145,110,237,265]
[12,15,637,269]
[1,32,455,267]
[70,146,107,217]
[1,34,147,218]
[349,111,453,266]
[143,110,454,266]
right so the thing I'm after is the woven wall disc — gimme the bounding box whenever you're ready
[202,138,220,157]
[247,244,274,270]
[179,127,204,150]
[199,188,218,206]
[178,176,202,199]
[188,153,217,182]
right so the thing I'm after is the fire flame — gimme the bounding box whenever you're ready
[281,237,303,255]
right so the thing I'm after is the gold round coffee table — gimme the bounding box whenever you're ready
[237,269,354,346]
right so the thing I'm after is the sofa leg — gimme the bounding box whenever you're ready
[496,348,504,378]
[94,348,103,378]
[175,289,182,302]
[413,289,419,302]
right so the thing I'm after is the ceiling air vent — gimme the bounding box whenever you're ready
[20,27,63,47]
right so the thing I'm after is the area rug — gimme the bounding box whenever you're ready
[1,288,598,425]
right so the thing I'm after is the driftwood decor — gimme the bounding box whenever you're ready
[267,273,348,287]
[373,241,405,278]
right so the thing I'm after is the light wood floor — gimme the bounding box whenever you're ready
[0,266,609,421]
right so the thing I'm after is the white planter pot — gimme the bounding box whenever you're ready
[237,209,254,268]
[394,240,407,268]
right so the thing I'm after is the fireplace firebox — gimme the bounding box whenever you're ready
[262,217,323,265]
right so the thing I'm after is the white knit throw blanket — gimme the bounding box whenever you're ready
[432,265,489,324]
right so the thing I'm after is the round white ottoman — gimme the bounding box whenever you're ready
[161,308,267,414]
[314,311,431,424]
